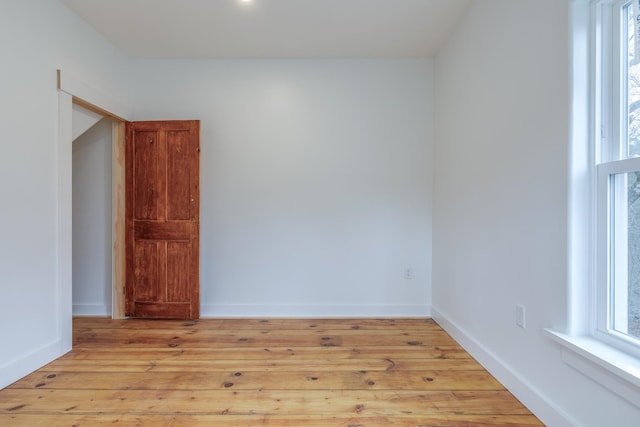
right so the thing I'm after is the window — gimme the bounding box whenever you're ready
[596,0,640,357]
[546,1,640,406]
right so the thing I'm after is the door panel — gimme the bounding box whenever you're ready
[167,130,192,220]
[133,131,159,220]
[134,221,191,240]
[132,302,192,319]
[167,242,190,302]
[126,120,200,319]
[133,242,159,302]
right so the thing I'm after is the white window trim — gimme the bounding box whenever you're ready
[546,330,640,405]
[546,0,640,408]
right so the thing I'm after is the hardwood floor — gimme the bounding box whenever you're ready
[0,318,543,426]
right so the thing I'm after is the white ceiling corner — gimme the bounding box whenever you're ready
[61,0,472,59]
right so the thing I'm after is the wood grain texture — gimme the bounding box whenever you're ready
[134,220,191,241]
[0,318,543,426]
[125,120,200,319]
[112,120,126,319]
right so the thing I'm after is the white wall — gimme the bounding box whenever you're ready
[72,103,103,140]
[0,0,129,388]
[132,59,433,317]
[14,3,628,423]
[433,1,640,425]
[72,118,112,316]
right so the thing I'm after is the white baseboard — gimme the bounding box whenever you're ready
[431,306,578,427]
[201,304,431,318]
[72,304,111,317]
[0,340,65,390]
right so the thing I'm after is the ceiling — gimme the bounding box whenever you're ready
[61,0,472,59]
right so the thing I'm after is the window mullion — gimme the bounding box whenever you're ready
[613,172,630,334]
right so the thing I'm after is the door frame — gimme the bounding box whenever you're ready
[57,69,132,350]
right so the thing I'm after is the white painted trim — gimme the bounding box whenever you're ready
[57,91,73,353]
[0,340,63,389]
[567,0,595,336]
[201,304,431,318]
[57,70,133,121]
[431,307,579,427]
[72,304,112,317]
[55,70,131,364]
[546,329,640,407]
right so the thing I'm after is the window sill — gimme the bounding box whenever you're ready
[545,329,640,407]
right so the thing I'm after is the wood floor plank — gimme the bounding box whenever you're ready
[72,317,437,331]
[0,389,534,415]
[0,317,543,426]
[73,325,445,336]
[61,345,471,360]
[0,414,544,427]
[41,357,483,372]
[72,328,457,348]
[11,369,503,391]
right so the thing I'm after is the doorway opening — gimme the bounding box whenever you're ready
[58,69,130,352]
[69,102,126,321]
[72,110,114,317]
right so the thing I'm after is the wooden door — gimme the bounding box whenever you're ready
[125,120,200,319]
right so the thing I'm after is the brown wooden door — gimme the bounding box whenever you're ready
[125,120,200,319]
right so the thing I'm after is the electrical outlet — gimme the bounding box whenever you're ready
[516,304,526,328]
[404,267,413,280]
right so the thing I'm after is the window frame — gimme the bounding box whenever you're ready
[594,0,640,357]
